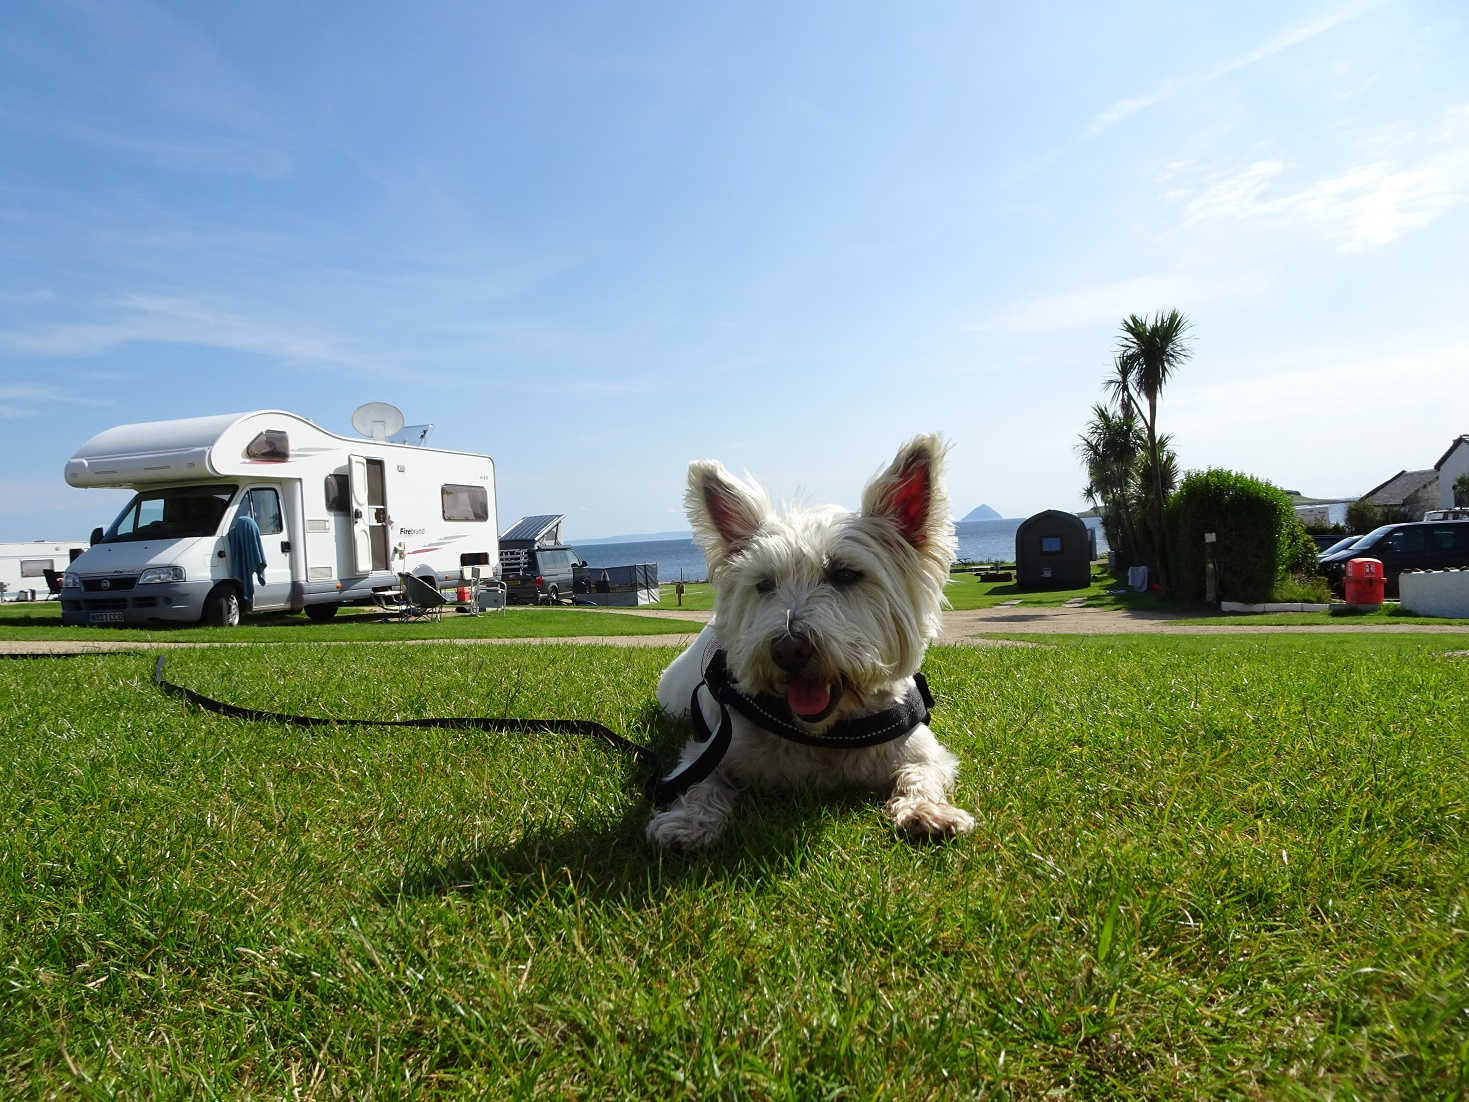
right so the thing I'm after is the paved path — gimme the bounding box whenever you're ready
[4,603,1467,656]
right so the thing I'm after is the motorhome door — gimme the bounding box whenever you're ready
[234,486,293,610]
[348,455,390,573]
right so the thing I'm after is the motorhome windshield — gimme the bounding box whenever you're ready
[102,485,237,543]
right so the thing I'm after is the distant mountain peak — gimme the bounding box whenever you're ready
[959,504,1001,522]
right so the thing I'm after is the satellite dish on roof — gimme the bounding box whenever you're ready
[351,402,405,441]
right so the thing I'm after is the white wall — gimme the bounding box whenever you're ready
[1400,569,1469,618]
[1440,440,1469,509]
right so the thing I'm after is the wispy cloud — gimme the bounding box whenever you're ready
[1169,105,1469,250]
[1085,91,1171,138]
[1087,0,1386,137]
[509,377,659,397]
[978,272,1268,335]
[0,383,111,420]
[0,0,291,179]
[0,295,359,366]
[1206,1,1383,79]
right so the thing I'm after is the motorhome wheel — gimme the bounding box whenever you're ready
[204,585,241,627]
[304,602,341,622]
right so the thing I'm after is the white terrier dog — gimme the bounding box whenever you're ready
[646,434,975,850]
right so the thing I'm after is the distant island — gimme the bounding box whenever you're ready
[958,504,1002,522]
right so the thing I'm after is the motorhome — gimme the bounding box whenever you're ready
[61,409,498,627]
[0,541,88,602]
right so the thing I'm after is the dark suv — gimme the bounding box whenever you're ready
[1319,520,1469,597]
[501,545,584,605]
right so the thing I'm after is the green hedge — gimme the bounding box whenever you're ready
[1167,469,1313,602]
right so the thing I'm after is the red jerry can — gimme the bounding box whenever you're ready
[1344,557,1384,607]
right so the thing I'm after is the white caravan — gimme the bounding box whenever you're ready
[62,410,498,627]
[0,541,88,602]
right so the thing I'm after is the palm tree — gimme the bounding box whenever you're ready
[1076,403,1145,565]
[1114,310,1193,591]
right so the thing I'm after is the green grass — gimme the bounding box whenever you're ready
[1173,602,1469,628]
[0,600,700,642]
[943,566,1143,612]
[647,570,1123,613]
[3,634,1467,1096]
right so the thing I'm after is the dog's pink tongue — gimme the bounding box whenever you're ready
[787,679,831,718]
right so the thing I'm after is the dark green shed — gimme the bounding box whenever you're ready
[1015,510,1093,589]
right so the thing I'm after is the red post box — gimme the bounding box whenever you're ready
[1344,557,1384,607]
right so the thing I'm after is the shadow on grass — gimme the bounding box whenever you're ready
[380,703,887,907]
[0,614,68,629]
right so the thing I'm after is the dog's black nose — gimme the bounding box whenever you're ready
[770,631,815,675]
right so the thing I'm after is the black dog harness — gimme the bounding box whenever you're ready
[649,649,933,805]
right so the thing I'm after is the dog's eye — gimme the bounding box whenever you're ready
[755,578,776,594]
[829,566,863,588]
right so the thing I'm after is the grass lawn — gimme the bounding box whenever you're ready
[0,600,700,642]
[1174,603,1469,628]
[3,634,1467,1096]
[648,569,1127,614]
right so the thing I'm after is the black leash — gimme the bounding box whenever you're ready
[151,651,935,808]
[151,656,668,794]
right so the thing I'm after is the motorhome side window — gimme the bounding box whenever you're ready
[241,488,283,535]
[244,430,290,461]
[324,474,349,512]
[442,484,488,522]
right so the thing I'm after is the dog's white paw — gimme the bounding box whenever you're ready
[646,805,727,851]
[885,796,975,841]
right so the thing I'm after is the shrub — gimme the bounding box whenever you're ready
[1346,499,1380,533]
[1272,573,1331,603]
[1281,518,1319,576]
[1167,469,1304,603]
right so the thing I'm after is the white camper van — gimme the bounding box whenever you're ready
[0,541,88,602]
[61,410,498,627]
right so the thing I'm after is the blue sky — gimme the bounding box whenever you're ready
[2,0,1466,541]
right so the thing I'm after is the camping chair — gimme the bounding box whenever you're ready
[396,572,447,622]
[42,568,64,597]
[461,566,507,614]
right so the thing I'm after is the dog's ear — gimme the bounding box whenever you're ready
[861,433,952,549]
[686,459,770,563]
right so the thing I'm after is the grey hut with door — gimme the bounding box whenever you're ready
[1015,510,1093,589]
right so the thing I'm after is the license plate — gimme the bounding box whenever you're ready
[88,611,125,625]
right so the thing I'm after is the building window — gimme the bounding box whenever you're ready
[442,484,488,522]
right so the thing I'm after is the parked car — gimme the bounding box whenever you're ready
[501,544,584,605]
[1317,535,1362,557]
[1318,520,1469,597]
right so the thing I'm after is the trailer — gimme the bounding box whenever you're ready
[0,541,88,602]
[61,409,498,627]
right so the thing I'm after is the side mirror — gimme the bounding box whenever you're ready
[90,527,104,546]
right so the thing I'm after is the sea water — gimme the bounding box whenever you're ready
[578,517,1108,584]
